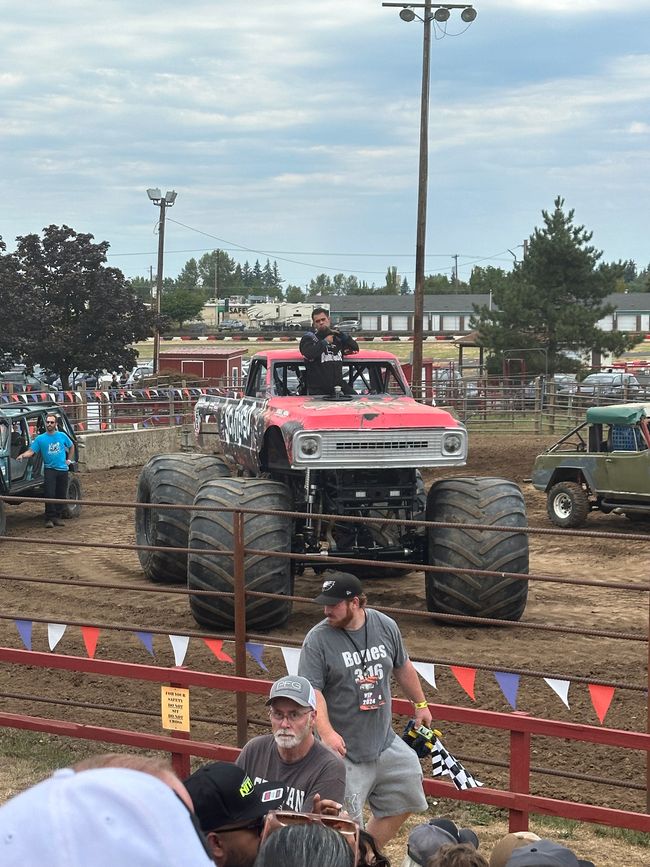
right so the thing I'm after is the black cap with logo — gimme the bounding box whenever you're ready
[184,762,284,833]
[313,571,363,605]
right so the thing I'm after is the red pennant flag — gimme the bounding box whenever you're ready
[81,626,100,659]
[588,684,615,724]
[450,666,477,701]
[204,638,234,663]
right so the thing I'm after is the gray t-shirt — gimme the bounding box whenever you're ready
[298,608,408,763]
[236,734,346,813]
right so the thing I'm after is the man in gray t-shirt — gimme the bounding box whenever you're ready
[236,675,345,814]
[299,571,432,847]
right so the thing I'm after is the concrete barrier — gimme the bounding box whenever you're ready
[77,427,183,472]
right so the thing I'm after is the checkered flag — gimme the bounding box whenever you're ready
[431,737,483,790]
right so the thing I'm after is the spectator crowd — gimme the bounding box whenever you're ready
[0,571,597,866]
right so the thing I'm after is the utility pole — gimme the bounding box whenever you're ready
[453,254,459,287]
[146,189,177,374]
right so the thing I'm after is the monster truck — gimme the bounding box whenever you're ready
[531,402,650,528]
[135,349,529,629]
[0,403,82,535]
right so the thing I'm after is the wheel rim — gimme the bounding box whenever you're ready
[553,492,573,519]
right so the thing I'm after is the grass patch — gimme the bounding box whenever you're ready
[0,730,101,776]
[593,825,650,848]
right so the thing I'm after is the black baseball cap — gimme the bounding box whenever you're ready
[313,571,363,604]
[184,762,284,833]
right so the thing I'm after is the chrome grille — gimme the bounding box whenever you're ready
[312,429,464,468]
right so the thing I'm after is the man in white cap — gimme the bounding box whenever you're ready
[299,570,432,847]
[236,675,346,813]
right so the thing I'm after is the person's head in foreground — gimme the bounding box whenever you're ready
[0,766,213,867]
[504,839,595,867]
[403,818,479,867]
[488,832,541,867]
[255,822,354,867]
[73,751,194,812]
[184,761,284,867]
[426,844,489,867]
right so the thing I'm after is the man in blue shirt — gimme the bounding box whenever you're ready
[17,413,74,528]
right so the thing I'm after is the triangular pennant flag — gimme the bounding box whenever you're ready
[81,626,100,659]
[412,661,436,689]
[245,642,268,671]
[281,646,301,675]
[544,678,570,708]
[135,631,154,656]
[15,620,32,650]
[204,638,234,663]
[169,635,190,667]
[450,666,477,701]
[47,623,67,651]
[588,684,615,724]
[494,671,520,710]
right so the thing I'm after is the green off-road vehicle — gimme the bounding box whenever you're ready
[0,403,82,535]
[531,403,650,527]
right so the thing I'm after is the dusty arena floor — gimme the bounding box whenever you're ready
[0,433,648,862]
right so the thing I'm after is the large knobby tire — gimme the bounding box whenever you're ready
[135,454,231,583]
[63,475,82,518]
[546,481,589,528]
[188,477,292,631]
[426,477,529,622]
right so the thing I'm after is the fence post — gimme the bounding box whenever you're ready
[169,388,175,426]
[169,679,191,779]
[233,509,248,748]
[509,714,531,832]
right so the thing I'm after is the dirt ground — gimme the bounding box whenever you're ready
[0,432,648,862]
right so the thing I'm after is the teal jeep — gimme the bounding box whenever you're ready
[531,403,650,527]
[0,403,82,535]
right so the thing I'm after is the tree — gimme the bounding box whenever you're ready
[468,266,509,296]
[160,277,207,328]
[378,266,400,296]
[129,275,154,302]
[400,277,411,295]
[285,285,306,303]
[423,273,453,294]
[176,257,201,291]
[472,197,637,374]
[0,225,154,386]
[308,273,333,295]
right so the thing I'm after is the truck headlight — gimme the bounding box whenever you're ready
[442,432,464,454]
[296,434,321,459]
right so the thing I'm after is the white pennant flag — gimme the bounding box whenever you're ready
[281,646,301,675]
[412,661,436,689]
[48,623,67,651]
[544,678,570,708]
[169,635,190,667]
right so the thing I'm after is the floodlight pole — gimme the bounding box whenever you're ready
[412,0,432,402]
[382,2,476,400]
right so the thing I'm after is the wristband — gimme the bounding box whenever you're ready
[414,701,429,709]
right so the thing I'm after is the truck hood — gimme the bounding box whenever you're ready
[267,394,463,431]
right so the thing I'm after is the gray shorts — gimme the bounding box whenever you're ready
[343,733,428,824]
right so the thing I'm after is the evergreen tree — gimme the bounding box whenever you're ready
[472,197,637,374]
[176,257,201,291]
[379,266,400,295]
[252,259,263,289]
[400,277,411,295]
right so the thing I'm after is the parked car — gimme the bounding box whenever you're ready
[523,374,577,407]
[217,319,247,332]
[0,369,55,393]
[126,362,154,386]
[558,372,640,404]
[335,320,361,332]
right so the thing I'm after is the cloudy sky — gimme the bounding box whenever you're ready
[2,0,649,291]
